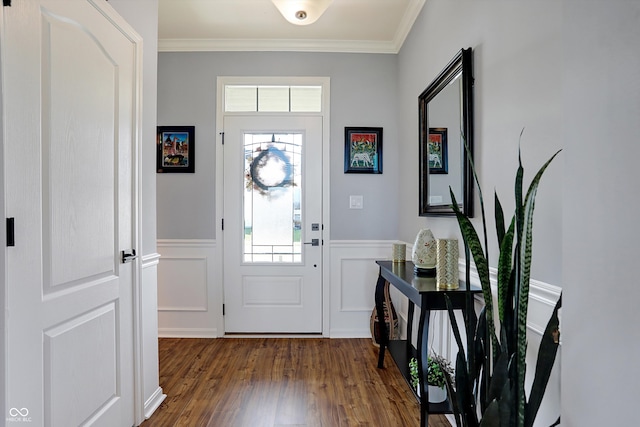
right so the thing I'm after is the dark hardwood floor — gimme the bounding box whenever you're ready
[141,338,451,427]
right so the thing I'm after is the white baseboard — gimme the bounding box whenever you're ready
[329,328,372,338]
[144,386,166,419]
[158,327,218,338]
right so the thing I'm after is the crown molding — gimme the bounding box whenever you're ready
[158,37,400,54]
[393,0,426,53]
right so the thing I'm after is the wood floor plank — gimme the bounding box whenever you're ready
[142,338,451,427]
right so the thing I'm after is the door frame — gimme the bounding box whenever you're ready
[215,76,331,336]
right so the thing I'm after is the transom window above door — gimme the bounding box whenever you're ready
[224,85,322,112]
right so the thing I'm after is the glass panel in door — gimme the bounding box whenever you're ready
[243,133,302,263]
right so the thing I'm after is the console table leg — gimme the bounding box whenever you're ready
[418,308,431,427]
[374,273,388,369]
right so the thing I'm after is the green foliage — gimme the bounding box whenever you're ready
[445,135,562,427]
[409,357,420,390]
[409,354,454,390]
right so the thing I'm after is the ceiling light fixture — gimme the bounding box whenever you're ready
[271,0,333,26]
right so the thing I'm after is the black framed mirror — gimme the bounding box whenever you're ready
[419,48,474,217]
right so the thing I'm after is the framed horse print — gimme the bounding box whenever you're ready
[344,127,383,174]
[427,127,448,174]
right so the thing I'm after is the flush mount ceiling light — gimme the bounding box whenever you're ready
[271,0,333,26]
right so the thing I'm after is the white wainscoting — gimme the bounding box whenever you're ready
[328,240,396,338]
[157,240,221,338]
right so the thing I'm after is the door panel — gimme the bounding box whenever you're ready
[4,1,138,425]
[223,116,322,333]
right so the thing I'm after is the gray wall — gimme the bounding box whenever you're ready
[157,52,400,240]
[397,1,563,286]
[397,1,640,426]
[562,2,640,426]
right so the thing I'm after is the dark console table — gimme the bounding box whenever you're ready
[374,260,480,427]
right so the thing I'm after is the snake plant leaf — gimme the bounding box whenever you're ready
[517,149,562,427]
[488,351,510,403]
[525,294,562,427]
[443,364,463,427]
[466,274,479,383]
[499,320,508,355]
[446,295,479,427]
[479,400,501,427]
[504,268,516,356]
[456,350,479,427]
[461,136,490,268]
[475,307,488,412]
[523,150,562,209]
[516,177,536,427]
[497,216,515,324]
[446,295,466,359]
[451,189,498,353]
[495,191,506,248]
[499,377,515,427]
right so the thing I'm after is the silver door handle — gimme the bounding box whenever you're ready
[303,239,320,246]
[121,249,138,263]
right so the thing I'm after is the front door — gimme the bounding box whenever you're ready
[223,116,323,333]
[3,1,139,425]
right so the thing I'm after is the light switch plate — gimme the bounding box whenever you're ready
[349,195,363,209]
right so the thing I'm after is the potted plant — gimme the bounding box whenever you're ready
[409,354,453,403]
[444,136,562,427]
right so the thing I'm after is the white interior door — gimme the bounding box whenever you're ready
[3,1,140,425]
[223,116,323,333]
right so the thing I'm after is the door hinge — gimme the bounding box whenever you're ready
[222,304,225,316]
[3,1,11,7]
[6,218,15,247]
[219,132,225,145]
[221,218,224,230]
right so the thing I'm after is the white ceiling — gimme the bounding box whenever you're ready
[158,0,425,54]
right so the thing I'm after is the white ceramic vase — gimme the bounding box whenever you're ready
[428,385,447,403]
[411,229,437,273]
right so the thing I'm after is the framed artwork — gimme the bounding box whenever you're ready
[157,126,195,173]
[344,127,383,174]
[428,128,448,174]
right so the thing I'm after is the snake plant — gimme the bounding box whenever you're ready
[443,134,562,427]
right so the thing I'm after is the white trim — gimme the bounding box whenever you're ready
[100,2,146,422]
[0,4,7,423]
[159,38,399,54]
[223,333,323,339]
[330,240,395,250]
[157,239,215,248]
[141,252,161,268]
[143,387,167,420]
[393,0,426,53]
[457,258,562,337]
[158,327,218,338]
[328,329,372,339]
